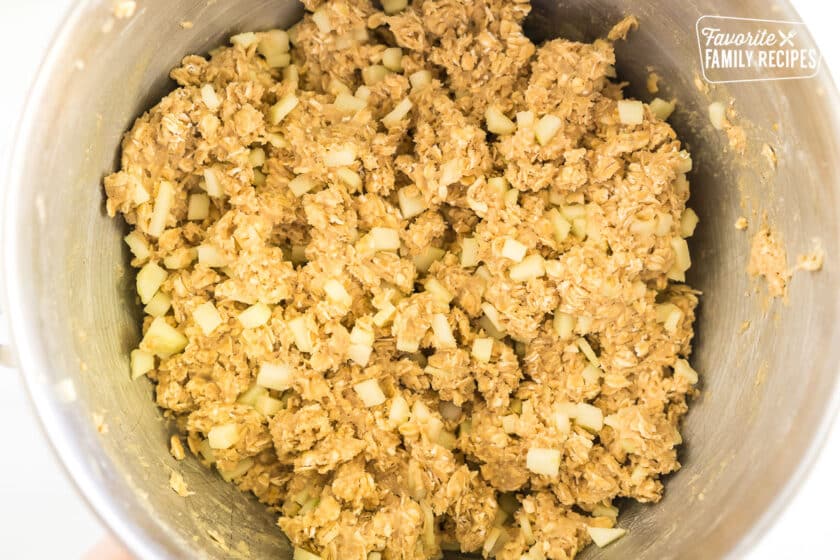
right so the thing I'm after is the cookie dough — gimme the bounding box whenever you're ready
[104,2,700,558]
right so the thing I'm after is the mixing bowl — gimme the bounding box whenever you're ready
[4,0,840,558]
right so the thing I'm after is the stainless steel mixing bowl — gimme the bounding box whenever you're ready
[4,1,840,558]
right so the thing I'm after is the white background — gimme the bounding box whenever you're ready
[0,1,837,558]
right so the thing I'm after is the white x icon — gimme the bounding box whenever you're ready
[778,30,797,47]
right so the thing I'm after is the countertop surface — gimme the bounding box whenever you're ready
[0,1,838,558]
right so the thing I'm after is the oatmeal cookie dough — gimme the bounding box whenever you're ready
[105,2,700,559]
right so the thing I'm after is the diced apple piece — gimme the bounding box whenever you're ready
[193,302,222,335]
[708,101,726,130]
[571,217,587,239]
[398,187,427,219]
[257,362,294,391]
[460,237,480,267]
[367,227,400,252]
[680,208,699,238]
[671,237,691,271]
[355,85,372,101]
[239,302,271,329]
[334,92,367,113]
[516,110,535,128]
[553,312,575,340]
[202,168,224,198]
[382,47,403,72]
[284,64,299,88]
[501,414,518,434]
[409,70,432,90]
[480,302,505,334]
[230,32,258,48]
[237,384,267,407]
[132,182,150,205]
[373,303,396,327]
[655,303,683,335]
[381,0,408,14]
[389,395,411,426]
[255,394,284,416]
[617,99,644,125]
[485,106,516,135]
[547,209,571,244]
[254,49,284,71]
[487,177,508,197]
[554,410,571,433]
[501,238,528,262]
[526,448,561,476]
[144,291,172,317]
[188,193,210,221]
[424,278,453,305]
[472,337,494,363]
[201,84,221,110]
[136,262,168,304]
[509,254,545,282]
[124,231,150,261]
[504,189,519,207]
[324,279,352,307]
[414,247,445,274]
[396,334,420,353]
[208,423,239,450]
[324,145,357,167]
[311,9,332,33]
[676,150,693,173]
[130,349,155,379]
[336,167,363,191]
[535,114,562,146]
[268,94,299,124]
[148,180,174,238]
[674,358,699,384]
[382,98,413,127]
[350,324,375,346]
[348,343,373,366]
[354,379,386,407]
[197,244,227,268]
[141,317,188,357]
[327,78,351,96]
[431,314,457,349]
[587,526,627,548]
[258,30,291,67]
[656,213,673,236]
[288,316,314,353]
[289,174,317,197]
[544,259,562,278]
[560,203,586,220]
[362,64,389,85]
[574,403,604,432]
[439,159,463,187]
[649,97,675,121]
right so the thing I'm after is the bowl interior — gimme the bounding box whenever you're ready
[6,1,840,559]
